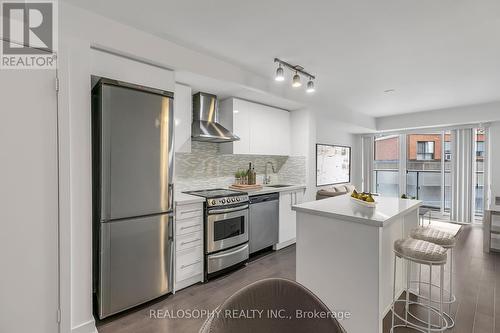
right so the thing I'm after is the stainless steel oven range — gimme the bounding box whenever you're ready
[183,189,249,279]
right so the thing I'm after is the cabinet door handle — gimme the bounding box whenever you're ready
[181,260,202,269]
[179,209,201,215]
[180,238,201,246]
[180,225,198,230]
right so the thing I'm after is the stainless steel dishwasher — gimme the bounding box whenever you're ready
[249,193,279,254]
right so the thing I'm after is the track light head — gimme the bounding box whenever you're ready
[292,72,301,88]
[275,65,284,82]
[306,79,315,93]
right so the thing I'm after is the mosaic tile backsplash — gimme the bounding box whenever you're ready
[175,141,306,191]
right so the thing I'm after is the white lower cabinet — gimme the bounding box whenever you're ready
[276,188,305,250]
[176,246,203,282]
[174,202,204,292]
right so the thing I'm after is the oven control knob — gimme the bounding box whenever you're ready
[231,198,235,202]
[221,199,226,204]
[236,197,240,201]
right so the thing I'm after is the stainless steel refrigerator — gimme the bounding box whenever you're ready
[92,78,174,319]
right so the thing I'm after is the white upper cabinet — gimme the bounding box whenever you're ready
[174,83,192,153]
[249,102,291,156]
[221,98,291,156]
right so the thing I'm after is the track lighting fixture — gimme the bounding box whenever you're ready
[275,64,284,81]
[274,58,316,93]
[292,72,302,88]
[306,78,315,93]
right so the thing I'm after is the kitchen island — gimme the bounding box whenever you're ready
[292,195,421,333]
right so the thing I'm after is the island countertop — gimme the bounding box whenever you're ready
[292,195,421,227]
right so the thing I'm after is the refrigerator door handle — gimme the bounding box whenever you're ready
[168,213,174,242]
[168,183,174,212]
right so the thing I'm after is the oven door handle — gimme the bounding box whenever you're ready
[208,205,249,215]
[209,243,249,259]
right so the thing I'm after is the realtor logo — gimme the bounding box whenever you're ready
[1,0,57,69]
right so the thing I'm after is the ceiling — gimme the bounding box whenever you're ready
[63,0,500,117]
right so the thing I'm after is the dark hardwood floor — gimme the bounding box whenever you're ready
[97,225,499,333]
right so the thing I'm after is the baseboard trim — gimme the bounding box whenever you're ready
[273,238,296,250]
[72,319,98,333]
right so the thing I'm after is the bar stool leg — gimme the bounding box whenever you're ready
[392,255,397,332]
[428,263,432,332]
[418,262,422,294]
[449,248,454,328]
[450,249,453,311]
[406,260,410,323]
[440,264,444,329]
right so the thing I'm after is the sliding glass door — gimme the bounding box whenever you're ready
[406,133,443,210]
[365,126,487,223]
[444,132,452,213]
[473,128,485,219]
[373,135,400,197]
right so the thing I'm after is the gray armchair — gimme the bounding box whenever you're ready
[199,278,346,333]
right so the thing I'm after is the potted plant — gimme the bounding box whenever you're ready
[235,170,242,185]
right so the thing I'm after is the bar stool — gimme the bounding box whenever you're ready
[391,237,449,332]
[410,226,457,328]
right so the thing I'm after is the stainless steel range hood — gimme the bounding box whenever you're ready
[192,92,240,143]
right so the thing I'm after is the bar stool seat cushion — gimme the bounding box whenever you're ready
[410,226,456,248]
[394,238,447,263]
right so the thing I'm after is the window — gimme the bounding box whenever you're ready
[417,141,435,160]
[444,141,451,161]
[476,141,485,158]
[408,135,442,209]
[373,135,399,197]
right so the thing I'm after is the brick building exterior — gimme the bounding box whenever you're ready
[374,136,399,161]
[375,133,484,161]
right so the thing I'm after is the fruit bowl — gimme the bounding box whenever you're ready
[349,190,377,208]
[350,196,377,208]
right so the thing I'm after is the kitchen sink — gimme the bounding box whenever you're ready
[265,184,293,188]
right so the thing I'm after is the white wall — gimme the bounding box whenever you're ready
[316,116,363,190]
[0,70,59,333]
[290,109,363,201]
[376,100,500,131]
[290,109,317,201]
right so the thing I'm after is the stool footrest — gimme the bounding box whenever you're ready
[405,300,455,330]
[408,281,457,304]
[392,299,449,332]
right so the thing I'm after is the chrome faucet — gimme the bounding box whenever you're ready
[264,162,276,185]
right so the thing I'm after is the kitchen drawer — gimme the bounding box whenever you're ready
[176,216,202,236]
[491,233,500,251]
[176,246,203,282]
[176,230,203,252]
[492,214,500,232]
[176,203,203,220]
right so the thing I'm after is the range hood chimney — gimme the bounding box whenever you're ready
[191,92,240,143]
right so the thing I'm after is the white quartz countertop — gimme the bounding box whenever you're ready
[241,184,306,196]
[174,192,205,205]
[292,195,422,227]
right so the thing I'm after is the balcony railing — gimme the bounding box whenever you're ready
[374,169,484,215]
